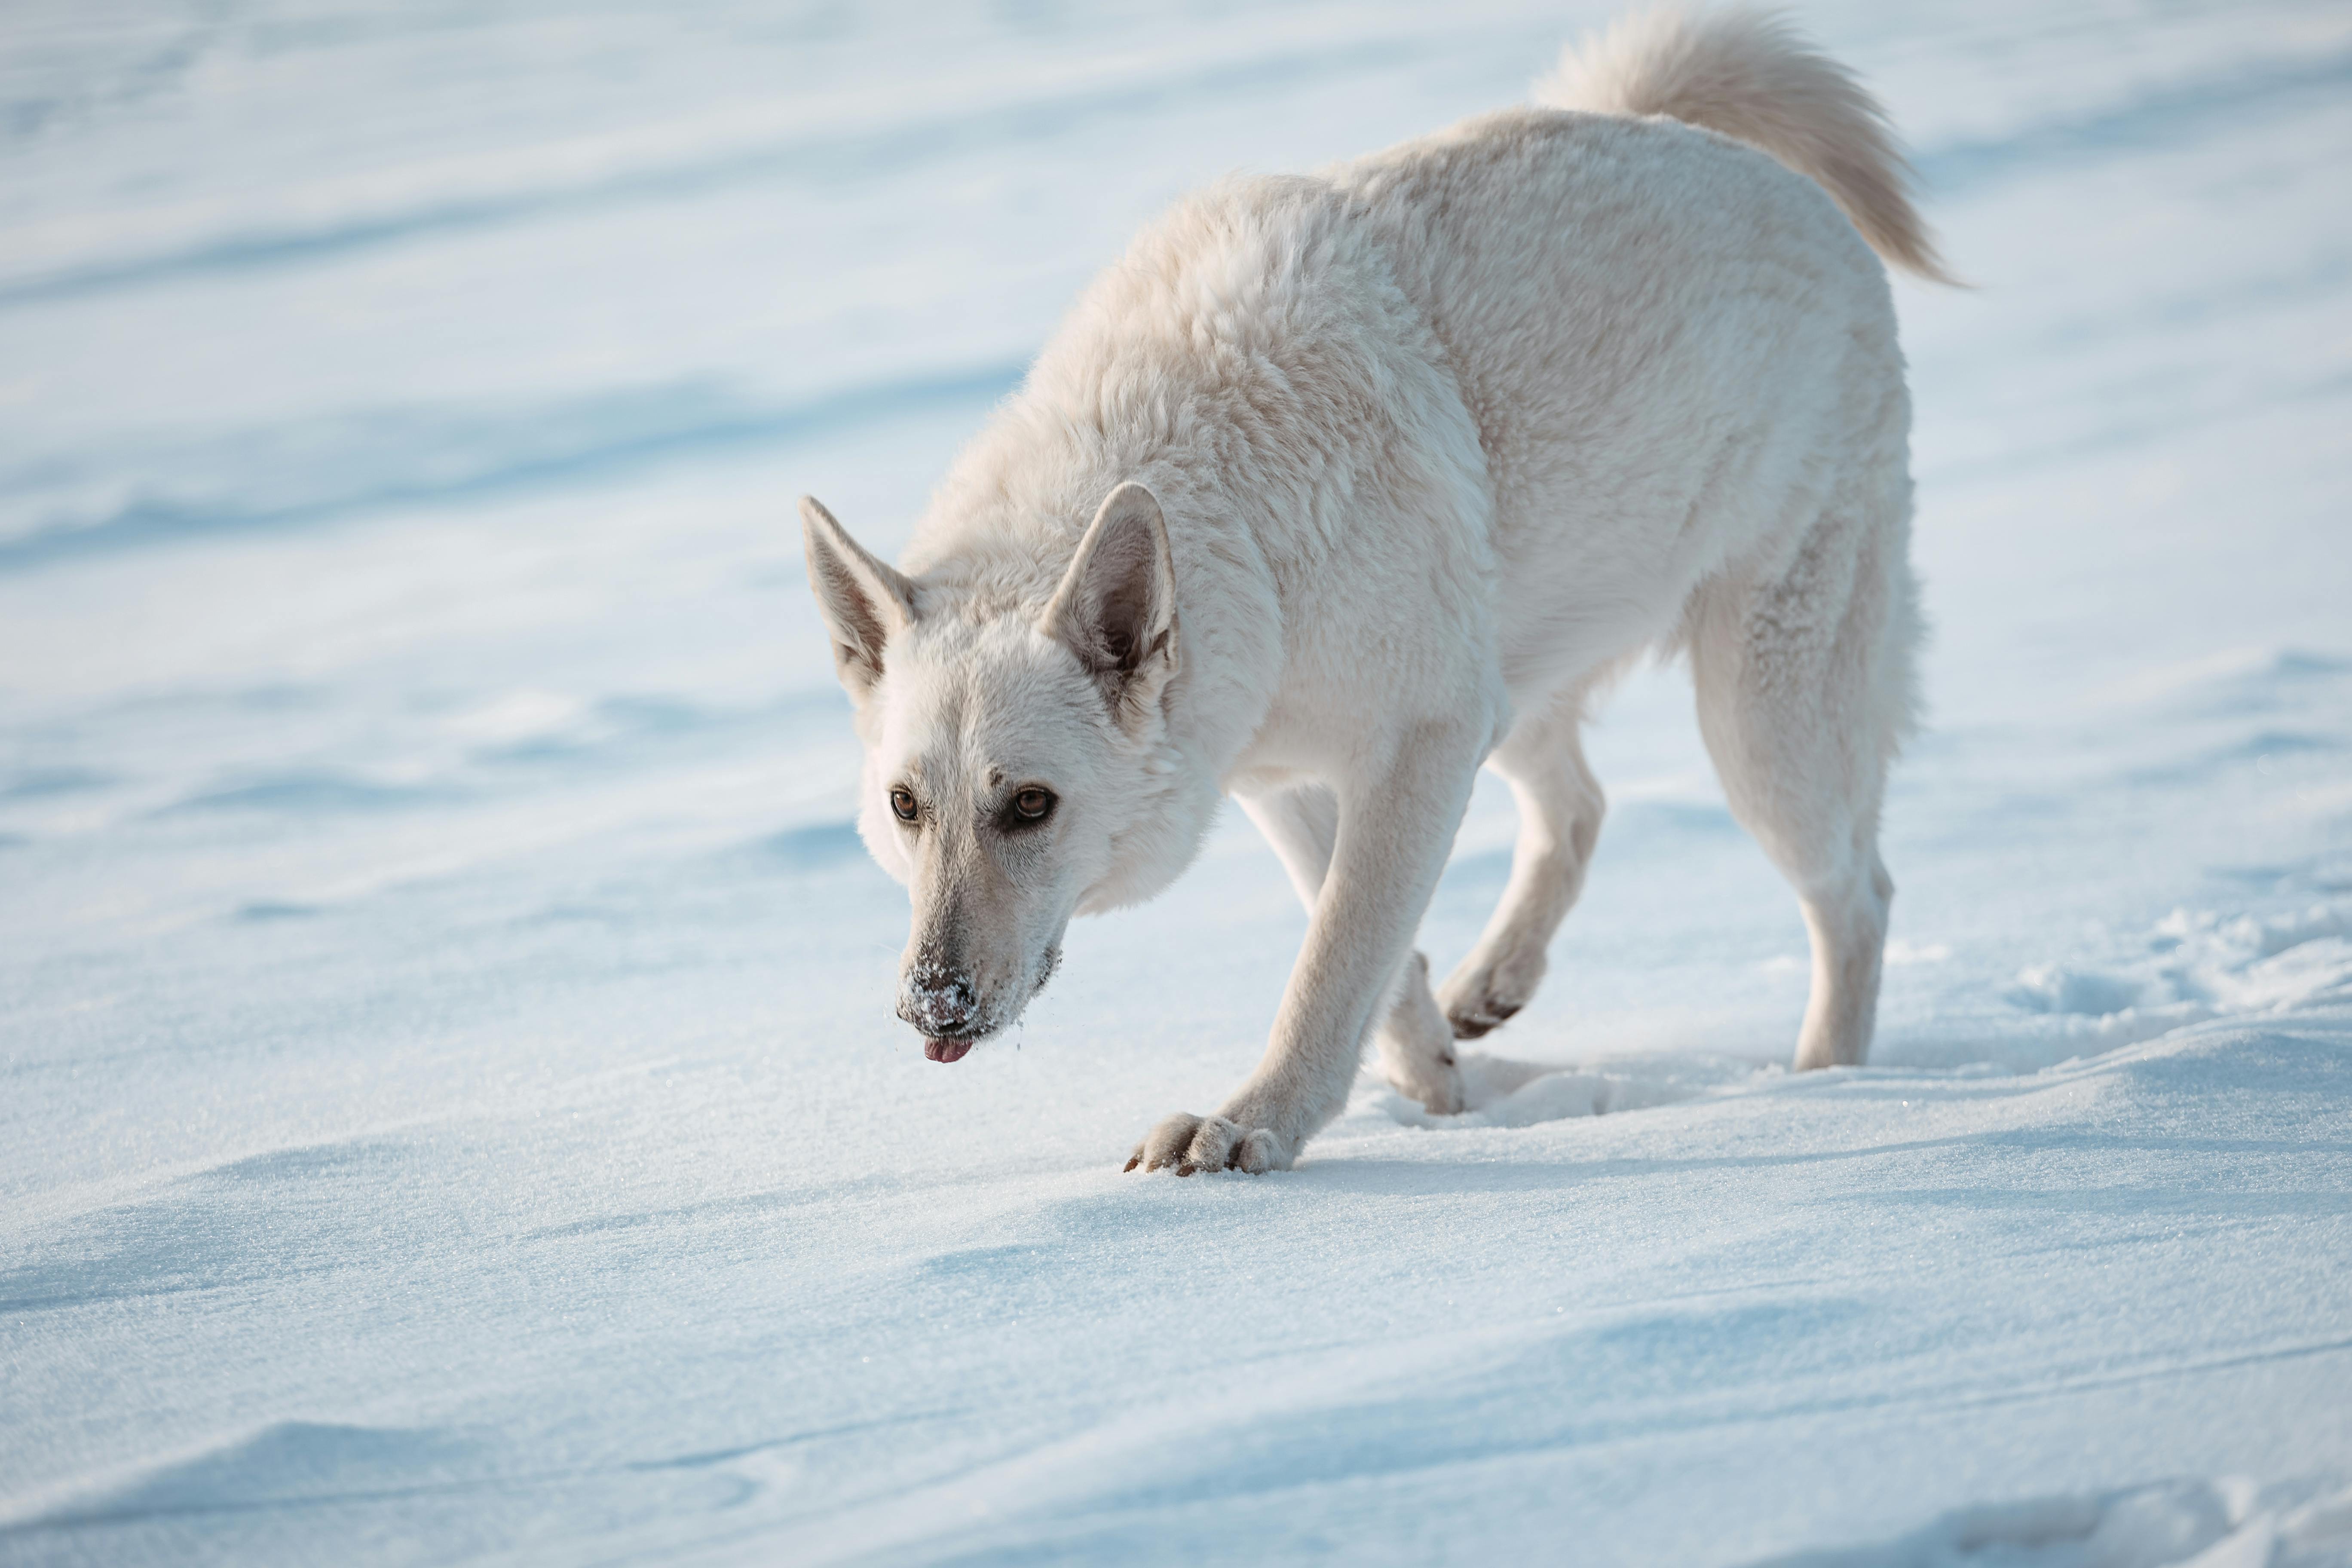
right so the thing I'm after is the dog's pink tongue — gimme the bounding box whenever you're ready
[924,1037,973,1063]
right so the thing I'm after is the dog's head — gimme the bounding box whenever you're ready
[799,484,1181,1061]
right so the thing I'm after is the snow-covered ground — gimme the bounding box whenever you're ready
[4,0,2350,1562]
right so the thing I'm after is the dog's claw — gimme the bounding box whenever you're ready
[1439,961,1535,1040]
[1123,1155,1141,1172]
[1447,1001,1519,1040]
[1127,1111,1291,1174]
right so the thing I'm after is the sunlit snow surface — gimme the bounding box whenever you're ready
[4,2,2351,1563]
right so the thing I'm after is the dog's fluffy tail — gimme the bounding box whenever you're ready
[1535,7,1954,283]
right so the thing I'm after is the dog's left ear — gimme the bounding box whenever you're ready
[1041,482,1179,724]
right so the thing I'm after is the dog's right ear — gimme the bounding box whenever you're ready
[800,495,917,700]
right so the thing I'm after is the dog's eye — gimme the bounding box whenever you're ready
[889,787,919,824]
[1012,787,1055,822]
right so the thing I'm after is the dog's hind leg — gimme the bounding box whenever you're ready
[1436,685,1607,1040]
[1240,785,1464,1115]
[1686,496,1917,1070]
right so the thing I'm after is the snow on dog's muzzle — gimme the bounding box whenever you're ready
[897,946,1057,1062]
[900,964,981,1061]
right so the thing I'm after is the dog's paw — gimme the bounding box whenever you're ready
[1388,1055,1466,1116]
[1379,952,1467,1113]
[1123,1112,1290,1175]
[1438,944,1547,1040]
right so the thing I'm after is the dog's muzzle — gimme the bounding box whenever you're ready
[897,947,1060,1064]
[899,966,979,1049]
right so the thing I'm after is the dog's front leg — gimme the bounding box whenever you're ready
[1128,719,1486,1173]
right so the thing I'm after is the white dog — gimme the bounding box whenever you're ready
[801,8,1945,1173]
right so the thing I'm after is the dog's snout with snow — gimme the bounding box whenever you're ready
[895,961,979,1058]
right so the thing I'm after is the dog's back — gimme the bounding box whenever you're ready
[1317,10,1941,695]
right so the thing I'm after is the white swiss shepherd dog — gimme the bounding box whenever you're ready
[801,8,1950,1174]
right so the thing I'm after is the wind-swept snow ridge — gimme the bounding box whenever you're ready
[1745,1476,2352,1568]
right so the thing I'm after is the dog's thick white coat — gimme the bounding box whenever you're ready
[803,7,1933,1173]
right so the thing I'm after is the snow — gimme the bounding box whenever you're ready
[3,0,2349,1562]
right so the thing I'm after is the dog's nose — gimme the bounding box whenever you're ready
[898,968,980,1037]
